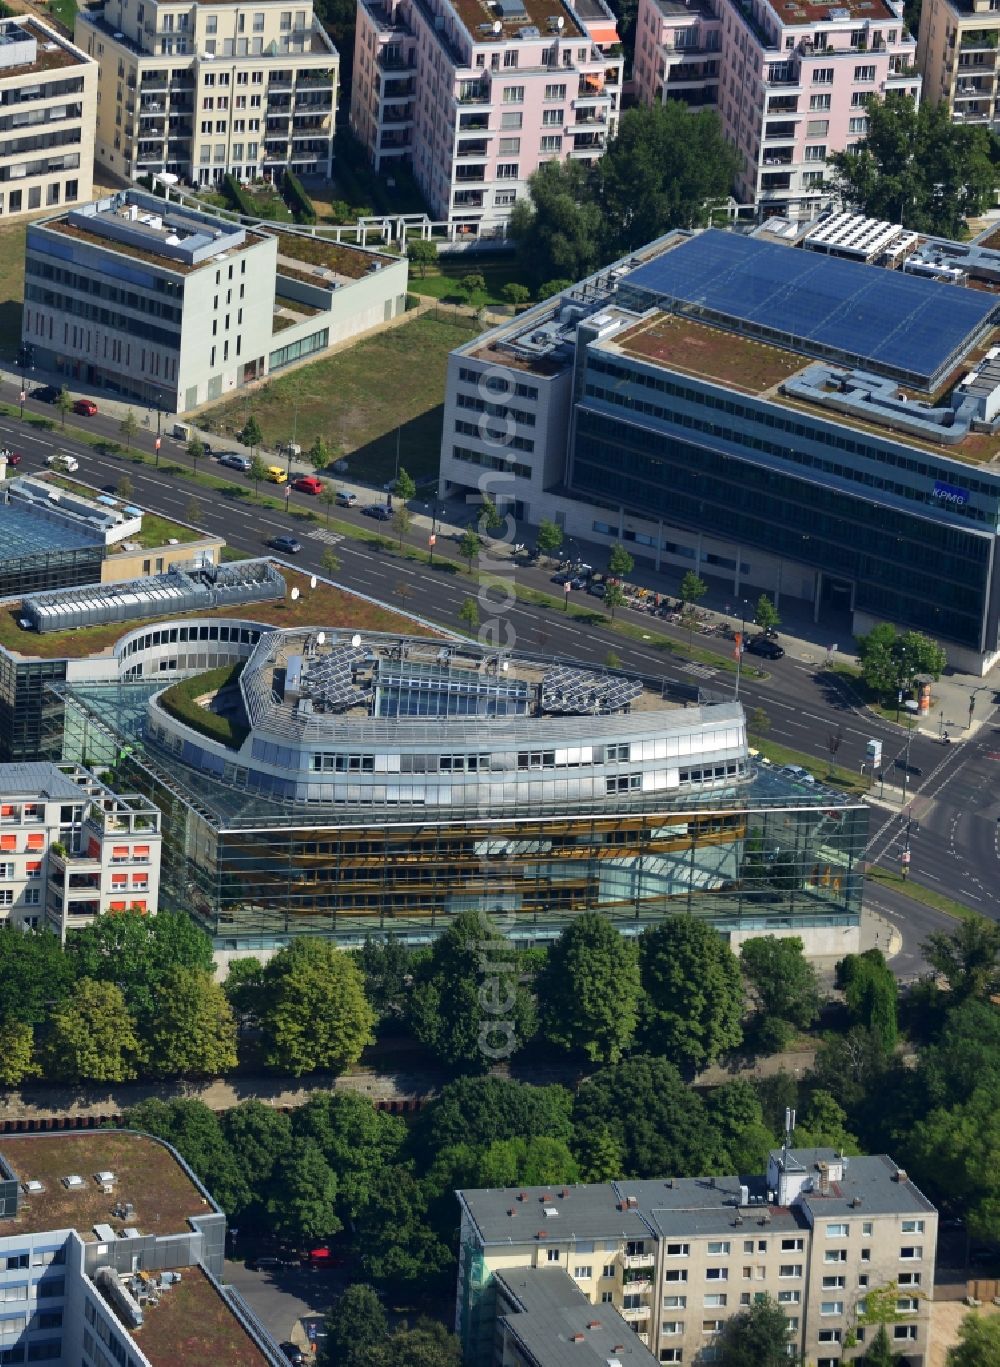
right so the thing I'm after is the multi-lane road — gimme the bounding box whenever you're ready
[1,381,993,951]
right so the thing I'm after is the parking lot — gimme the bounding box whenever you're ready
[223,1256,340,1354]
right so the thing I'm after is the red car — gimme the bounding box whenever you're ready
[4,452,21,466]
[292,475,323,495]
[73,398,98,416]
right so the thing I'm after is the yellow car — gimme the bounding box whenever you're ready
[266,465,287,484]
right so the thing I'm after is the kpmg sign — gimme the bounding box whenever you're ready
[932,480,970,508]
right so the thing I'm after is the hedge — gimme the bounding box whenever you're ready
[283,168,317,225]
[158,662,249,748]
[223,173,257,219]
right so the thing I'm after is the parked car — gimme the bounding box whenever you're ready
[746,635,785,660]
[219,453,252,472]
[31,385,60,404]
[3,451,22,466]
[551,571,573,585]
[570,575,588,590]
[587,581,607,599]
[246,1256,283,1272]
[781,764,816,786]
[280,1345,306,1366]
[73,398,98,417]
[46,453,79,473]
[335,490,357,507]
[269,534,302,554]
[293,475,324,495]
[363,504,392,521]
[266,465,288,484]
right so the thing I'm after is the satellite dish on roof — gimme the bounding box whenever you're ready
[317,631,326,645]
[310,575,317,589]
[557,15,564,27]
[291,587,300,601]
[493,19,502,31]
[351,633,362,648]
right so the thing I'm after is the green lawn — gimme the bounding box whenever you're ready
[42,0,76,32]
[410,255,529,308]
[201,311,478,485]
[0,219,25,359]
[750,735,869,795]
[866,866,982,922]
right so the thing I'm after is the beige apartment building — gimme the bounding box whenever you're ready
[457,1148,938,1367]
[0,16,96,219]
[917,0,1000,126]
[74,0,337,187]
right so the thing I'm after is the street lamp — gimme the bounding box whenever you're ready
[968,686,987,730]
[155,391,162,439]
[900,699,919,807]
[733,598,751,701]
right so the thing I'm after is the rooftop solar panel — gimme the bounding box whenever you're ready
[623,230,999,390]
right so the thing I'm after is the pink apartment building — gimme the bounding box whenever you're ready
[633,0,920,216]
[351,0,623,228]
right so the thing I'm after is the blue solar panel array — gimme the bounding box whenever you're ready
[623,229,999,390]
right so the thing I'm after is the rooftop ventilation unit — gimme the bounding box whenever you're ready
[62,1175,85,1190]
[95,1171,116,1186]
[21,1180,43,1194]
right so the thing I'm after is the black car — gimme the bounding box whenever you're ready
[280,1345,306,1365]
[746,635,785,660]
[31,385,60,404]
[269,534,302,554]
[364,504,392,521]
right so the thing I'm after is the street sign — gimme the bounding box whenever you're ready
[866,738,883,766]
[564,581,571,593]
[284,484,292,499]
[18,390,25,403]
[154,437,161,452]
[428,533,436,547]
[901,849,911,865]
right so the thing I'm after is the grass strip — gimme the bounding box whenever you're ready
[866,866,983,922]
[749,735,868,795]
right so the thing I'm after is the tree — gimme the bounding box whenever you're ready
[829,92,1000,239]
[477,496,503,535]
[508,160,602,291]
[741,936,821,1036]
[391,504,411,549]
[537,278,573,300]
[573,1056,725,1178]
[473,1135,580,1188]
[224,957,266,1029]
[116,475,134,500]
[754,593,780,632]
[923,917,1000,999]
[707,1080,776,1172]
[266,1140,340,1241]
[407,911,535,1070]
[457,528,481,571]
[186,437,205,472]
[409,1076,573,1166]
[679,569,708,609]
[359,934,413,1022]
[321,547,342,577]
[385,1319,463,1367]
[837,949,898,1051]
[0,1020,36,1087]
[607,542,634,580]
[861,1323,900,1367]
[717,1294,792,1367]
[54,385,73,427]
[857,622,947,699]
[308,435,330,472]
[458,596,480,633]
[357,1164,453,1288]
[143,966,238,1078]
[502,282,531,311]
[948,1313,1000,1367]
[0,926,75,1026]
[221,1100,293,1202]
[239,414,263,456]
[792,1089,860,1152]
[119,408,139,450]
[535,518,563,561]
[749,706,771,738]
[260,939,375,1076]
[319,484,338,527]
[320,1285,388,1367]
[292,1092,405,1220]
[537,913,641,1064]
[406,238,438,278]
[249,454,268,498]
[122,1097,250,1215]
[395,466,417,503]
[603,583,626,621]
[459,273,487,309]
[185,497,202,526]
[597,102,740,260]
[44,979,143,1083]
[638,917,743,1074]
[68,909,215,1029]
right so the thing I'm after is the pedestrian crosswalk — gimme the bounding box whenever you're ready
[680,663,717,678]
[308,529,345,546]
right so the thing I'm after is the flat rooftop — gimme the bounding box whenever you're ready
[0,17,87,75]
[273,232,394,283]
[0,761,89,800]
[128,1266,273,1367]
[615,313,805,393]
[775,0,898,24]
[0,1132,213,1239]
[621,229,999,392]
[451,0,584,43]
[0,498,102,557]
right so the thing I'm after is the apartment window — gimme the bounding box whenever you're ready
[503,50,518,67]
[254,10,265,28]
[623,1295,644,1311]
[851,90,870,105]
[664,1270,688,1283]
[601,1292,613,1303]
[900,1247,922,1260]
[494,190,517,206]
[666,1245,690,1258]
[806,118,829,136]
[662,1297,687,1309]
[547,1249,560,1262]
[778,1266,802,1279]
[861,1249,872,1263]
[809,92,831,109]
[704,1295,727,1308]
[818,1331,842,1344]
[545,82,566,98]
[281,10,292,27]
[777,1291,800,1305]
[894,1327,918,1342]
[821,1302,844,1316]
[898,1273,921,1287]
[854,63,876,80]
[0,890,13,906]
[503,85,524,103]
[205,14,217,32]
[540,135,561,151]
[200,119,212,133]
[542,108,563,125]
[826,1224,849,1238]
[501,111,522,129]
[849,115,867,133]
[862,1223,873,1238]
[702,1320,724,1334]
[706,1269,728,1282]
[786,1318,799,1333]
[897,1297,919,1313]
[498,137,520,154]
[602,1265,616,1279]
[743,1243,754,1255]
[0,862,13,878]
[822,1277,846,1289]
[813,67,834,82]
[659,1352,682,1364]
[825,1251,847,1264]
[780,1239,803,1252]
[23,889,39,905]
[573,1266,592,1280]
[707,1242,730,1256]
[901,1221,925,1234]
[215,119,227,132]
[805,144,826,160]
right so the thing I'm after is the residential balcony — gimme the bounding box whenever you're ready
[140,74,169,89]
[268,73,296,90]
[623,1253,655,1270]
[572,133,606,150]
[622,1277,652,1292]
[377,49,415,71]
[297,69,336,86]
[764,120,797,139]
[379,135,412,152]
[295,93,334,110]
[380,79,415,100]
[455,164,486,182]
[760,171,792,190]
[621,1306,652,1323]
[456,139,489,157]
[767,96,799,113]
[574,113,607,126]
[762,148,794,165]
[765,64,800,87]
[458,112,489,130]
[453,189,485,207]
